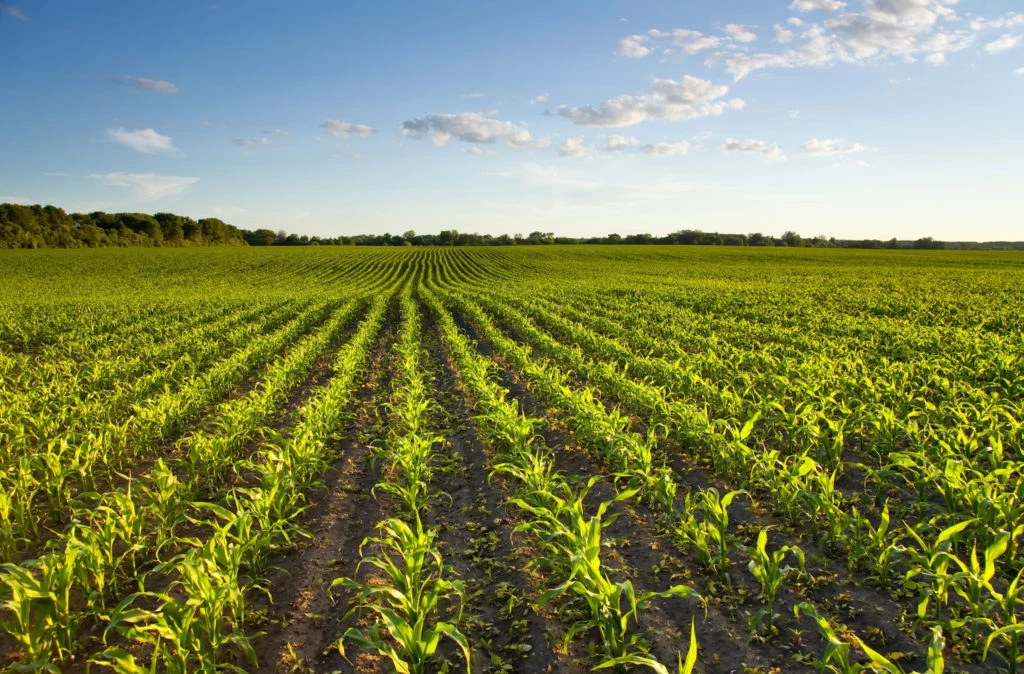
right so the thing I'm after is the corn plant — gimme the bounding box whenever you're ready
[794,602,947,674]
[674,488,745,580]
[747,528,805,637]
[333,517,471,674]
[982,562,1024,674]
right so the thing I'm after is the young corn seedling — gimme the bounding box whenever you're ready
[983,562,1024,674]
[0,549,82,667]
[333,517,471,674]
[674,488,746,582]
[594,617,700,674]
[949,532,1007,655]
[902,518,973,628]
[794,602,947,674]
[748,528,805,638]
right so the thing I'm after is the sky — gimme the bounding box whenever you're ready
[1,0,1023,241]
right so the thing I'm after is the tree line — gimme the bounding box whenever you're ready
[2,203,1022,251]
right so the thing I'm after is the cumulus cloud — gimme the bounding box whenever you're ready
[802,137,867,156]
[774,24,795,43]
[530,94,550,105]
[106,128,177,154]
[619,35,652,58]
[111,75,179,94]
[601,135,639,151]
[709,0,975,80]
[0,3,27,20]
[726,24,758,43]
[559,138,592,158]
[232,137,270,147]
[321,119,376,138]
[90,173,199,200]
[1016,66,1024,74]
[722,138,787,161]
[789,0,846,12]
[984,34,1023,54]
[642,140,691,157]
[401,112,532,148]
[971,13,1024,31]
[558,75,742,127]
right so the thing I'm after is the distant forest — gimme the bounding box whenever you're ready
[2,202,1022,251]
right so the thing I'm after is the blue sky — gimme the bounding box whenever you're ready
[1,0,1022,240]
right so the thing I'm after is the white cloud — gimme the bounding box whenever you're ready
[401,112,531,148]
[321,120,376,138]
[560,137,593,158]
[790,0,846,12]
[232,136,270,147]
[802,137,867,156]
[463,92,486,98]
[530,93,550,105]
[790,109,801,119]
[0,3,27,20]
[601,135,639,151]
[711,1,975,81]
[722,138,787,161]
[534,136,553,149]
[642,140,691,157]
[1016,66,1024,74]
[774,24,795,43]
[106,127,177,154]
[788,17,805,26]
[90,173,199,200]
[925,52,945,64]
[262,128,292,136]
[619,35,652,58]
[558,75,742,127]
[970,13,1024,31]
[726,24,758,43]
[111,75,179,94]
[984,34,1023,54]
[1,196,33,205]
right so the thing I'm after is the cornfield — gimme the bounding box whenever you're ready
[0,245,1022,673]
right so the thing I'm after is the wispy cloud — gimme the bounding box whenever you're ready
[232,137,270,147]
[0,3,27,20]
[90,173,199,199]
[401,112,531,148]
[1,196,33,205]
[643,140,691,157]
[111,75,180,94]
[984,34,1023,54]
[722,138,786,161]
[261,129,292,136]
[530,93,549,105]
[462,92,486,99]
[321,119,376,138]
[802,137,866,156]
[106,127,177,154]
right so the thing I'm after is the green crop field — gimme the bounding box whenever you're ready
[1,246,1022,674]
